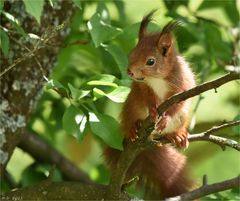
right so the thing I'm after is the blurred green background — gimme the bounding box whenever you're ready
[2,0,240,200]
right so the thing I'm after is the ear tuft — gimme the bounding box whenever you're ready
[139,10,157,40]
[160,20,183,36]
[158,20,182,56]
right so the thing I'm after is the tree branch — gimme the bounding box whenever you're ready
[203,120,240,135]
[189,133,240,151]
[1,181,109,201]
[153,120,240,151]
[157,72,239,117]
[189,120,240,151]
[165,176,240,201]
[18,132,92,184]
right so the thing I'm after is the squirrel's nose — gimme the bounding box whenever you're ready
[127,69,134,77]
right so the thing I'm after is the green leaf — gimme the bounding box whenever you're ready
[78,120,89,142]
[62,105,88,142]
[197,0,239,26]
[0,28,9,57]
[174,25,198,52]
[46,79,65,90]
[84,74,119,88]
[0,0,4,13]
[90,113,123,150]
[2,11,26,35]
[46,79,69,97]
[36,164,62,182]
[68,83,90,100]
[163,0,189,10]
[87,13,122,47]
[21,164,47,187]
[23,0,44,24]
[72,0,81,9]
[105,86,130,103]
[97,1,110,24]
[87,80,118,88]
[113,0,126,22]
[93,86,130,103]
[62,105,82,134]
[203,23,231,62]
[103,44,128,78]
[93,88,106,100]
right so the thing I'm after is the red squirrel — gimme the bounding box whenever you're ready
[105,11,195,199]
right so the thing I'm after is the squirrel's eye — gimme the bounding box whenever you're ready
[146,58,155,66]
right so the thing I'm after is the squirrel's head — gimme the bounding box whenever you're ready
[127,11,181,81]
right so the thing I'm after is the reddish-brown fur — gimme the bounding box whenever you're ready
[104,12,195,199]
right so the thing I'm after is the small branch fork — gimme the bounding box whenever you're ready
[152,120,240,151]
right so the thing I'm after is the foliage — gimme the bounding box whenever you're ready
[1,0,239,200]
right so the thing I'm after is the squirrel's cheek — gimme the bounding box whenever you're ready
[141,67,155,75]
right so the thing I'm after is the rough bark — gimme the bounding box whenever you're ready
[0,0,74,175]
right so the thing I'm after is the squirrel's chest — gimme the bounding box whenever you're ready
[146,78,169,102]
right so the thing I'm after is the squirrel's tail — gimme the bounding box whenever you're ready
[104,145,193,199]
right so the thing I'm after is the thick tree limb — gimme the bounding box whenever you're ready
[18,132,92,184]
[165,176,240,201]
[1,181,109,201]
[2,176,239,201]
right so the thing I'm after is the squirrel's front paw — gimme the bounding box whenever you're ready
[165,130,189,149]
[155,112,169,132]
[130,119,143,141]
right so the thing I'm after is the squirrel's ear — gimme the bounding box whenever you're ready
[158,33,173,56]
[158,20,181,56]
[139,10,156,40]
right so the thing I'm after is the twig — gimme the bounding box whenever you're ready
[18,132,92,184]
[0,23,65,78]
[165,176,240,201]
[189,120,240,151]
[204,120,240,135]
[188,133,240,151]
[152,120,240,151]
[9,36,47,79]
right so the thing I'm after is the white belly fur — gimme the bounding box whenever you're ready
[161,100,191,134]
[146,77,191,134]
[146,77,169,100]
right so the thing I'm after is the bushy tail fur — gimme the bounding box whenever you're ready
[104,145,193,199]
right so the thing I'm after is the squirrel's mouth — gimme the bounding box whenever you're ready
[134,77,145,81]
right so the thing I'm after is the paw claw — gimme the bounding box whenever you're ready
[165,130,189,149]
[130,120,143,141]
